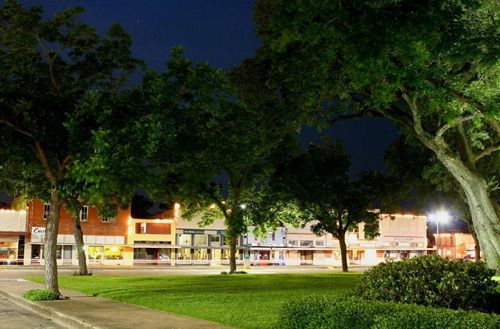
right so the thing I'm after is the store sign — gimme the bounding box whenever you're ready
[31,227,46,234]
[31,227,46,243]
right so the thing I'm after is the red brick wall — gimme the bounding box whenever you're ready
[27,199,130,240]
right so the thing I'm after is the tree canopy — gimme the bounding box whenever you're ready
[248,0,500,271]
[0,0,141,294]
[250,139,382,272]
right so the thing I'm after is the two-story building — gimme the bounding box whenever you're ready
[129,205,177,265]
[25,199,133,266]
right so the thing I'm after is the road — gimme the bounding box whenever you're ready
[0,293,65,329]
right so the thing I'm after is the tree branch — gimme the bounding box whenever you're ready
[435,113,481,139]
[34,141,57,185]
[474,144,500,162]
[0,119,34,139]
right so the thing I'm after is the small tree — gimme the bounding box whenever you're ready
[145,49,291,273]
[260,140,381,272]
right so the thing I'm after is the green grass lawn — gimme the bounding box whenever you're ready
[28,273,360,329]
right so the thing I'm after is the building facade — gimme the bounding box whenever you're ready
[174,214,247,265]
[25,199,132,266]
[246,213,429,266]
[434,232,476,259]
[0,200,430,267]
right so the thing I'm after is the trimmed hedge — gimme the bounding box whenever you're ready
[354,255,498,311]
[276,295,500,329]
[23,289,58,301]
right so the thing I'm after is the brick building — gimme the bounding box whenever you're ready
[25,199,132,265]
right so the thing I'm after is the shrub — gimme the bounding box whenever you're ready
[23,289,58,301]
[354,255,498,311]
[276,295,500,329]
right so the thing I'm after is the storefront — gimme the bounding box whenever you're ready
[0,237,19,265]
[26,228,132,266]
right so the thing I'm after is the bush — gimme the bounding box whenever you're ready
[23,289,58,301]
[276,295,500,329]
[354,255,498,311]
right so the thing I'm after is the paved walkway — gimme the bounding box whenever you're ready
[0,280,230,329]
[0,293,64,329]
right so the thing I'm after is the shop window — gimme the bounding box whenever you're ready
[89,246,103,261]
[178,234,192,246]
[80,206,89,222]
[194,234,208,246]
[43,203,50,220]
[103,246,123,260]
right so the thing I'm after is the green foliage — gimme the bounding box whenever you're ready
[355,255,498,311]
[249,0,500,270]
[144,48,296,272]
[277,295,500,329]
[23,289,58,301]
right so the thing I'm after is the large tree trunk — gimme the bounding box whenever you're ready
[229,236,237,274]
[436,153,500,272]
[470,230,481,262]
[338,235,348,272]
[44,190,61,297]
[72,214,88,275]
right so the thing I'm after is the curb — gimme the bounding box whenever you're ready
[0,288,105,329]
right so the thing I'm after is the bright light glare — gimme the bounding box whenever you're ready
[240,204,247,209]
[428,209,451,224]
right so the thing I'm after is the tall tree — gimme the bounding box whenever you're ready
[0,1,139,295]
[248,0,500,271]
[145,49,292,273]
[254,140,381,272]
[385,137,499,261]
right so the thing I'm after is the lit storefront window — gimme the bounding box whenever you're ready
[103,246,123,260]
[0,241,17,262]
[88,246,104,261]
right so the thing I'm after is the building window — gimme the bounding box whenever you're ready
[135,223,146,234]
[210,235,220,246]
[300,240,314,247]
[101,217,114,223]
[288,240,298,246]
[43,203,50,220]
[178,234,192,246]
[315,240,324,247]
[194,234,208,246]
[79,206,89,222]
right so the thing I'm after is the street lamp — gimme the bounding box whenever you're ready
[428,209,451,257]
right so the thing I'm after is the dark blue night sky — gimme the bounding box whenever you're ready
[0,1,399,203]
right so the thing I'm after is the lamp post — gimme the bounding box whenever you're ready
[429,209,451,257]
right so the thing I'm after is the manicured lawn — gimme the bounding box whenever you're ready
[28,273,360,329]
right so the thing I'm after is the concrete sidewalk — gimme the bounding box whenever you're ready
[0,280,231,329]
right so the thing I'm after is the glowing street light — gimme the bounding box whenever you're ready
[428,209,451,256]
